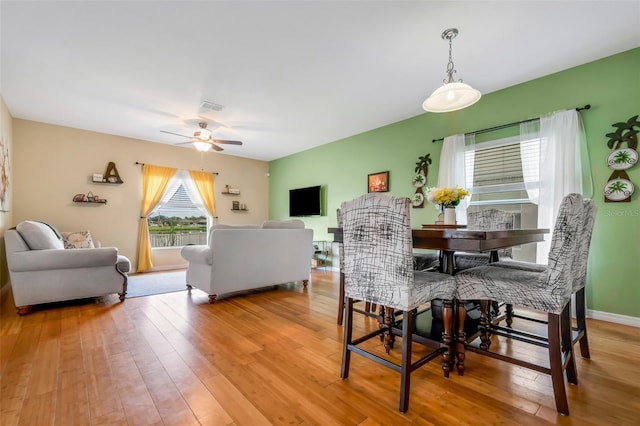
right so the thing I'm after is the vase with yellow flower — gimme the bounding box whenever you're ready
[425,186,470,225]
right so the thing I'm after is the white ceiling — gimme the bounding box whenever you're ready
[2,1,639,161]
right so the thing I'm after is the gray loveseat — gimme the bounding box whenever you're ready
[5,221,131,315]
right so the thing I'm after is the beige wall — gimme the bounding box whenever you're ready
[12,119,269,272]
[0,97,13,292]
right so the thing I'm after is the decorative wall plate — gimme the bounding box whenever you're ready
[412,192,424,206]
[604,178,634,201]
[607,148,638,170]
[413,173,426,187]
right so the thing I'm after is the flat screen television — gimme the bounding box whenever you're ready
[289,185,321,217]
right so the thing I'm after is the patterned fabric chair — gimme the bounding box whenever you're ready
[454,208,515,270]
[454,193,585,415]
[412,208,515,272]
[340,194,457,412]
[487,199,596,357]
[336,208,377,325]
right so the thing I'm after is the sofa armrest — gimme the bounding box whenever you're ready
[9,247,119,272]
[181,245,212,265]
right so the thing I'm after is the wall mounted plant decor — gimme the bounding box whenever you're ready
[604,115,638,202]
[412,154,432,208]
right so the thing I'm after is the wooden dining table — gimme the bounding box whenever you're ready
[329,225,548,274]
[328,225,549,374]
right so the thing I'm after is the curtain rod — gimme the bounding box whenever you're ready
[134,162,219,175]
[431,104,591,143]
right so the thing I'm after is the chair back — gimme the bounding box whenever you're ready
[467,208,515,258]
[574,199,597,292]
[544,193,584,299]
[341,194,414,310]
[336,208,345,271]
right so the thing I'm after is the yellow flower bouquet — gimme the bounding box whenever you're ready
[425,186,470,208]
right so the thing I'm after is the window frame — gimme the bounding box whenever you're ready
[148,171,211,249]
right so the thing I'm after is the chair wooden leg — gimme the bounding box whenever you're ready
[479,300,492,350]
[337,272,345,325]
[454,300,466,376]
[383,307,396,353]
[561,304,577,385]
[548,312,570,416]
[399,310,413,413]
[575,288,591,359]
[441,299,453,377]
[341,298,354,379]
[506,303,514,327]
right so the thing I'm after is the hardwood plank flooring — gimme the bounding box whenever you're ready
[1,270,639,425]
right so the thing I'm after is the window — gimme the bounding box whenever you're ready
[465,135,539,262]
[148,171,210,248]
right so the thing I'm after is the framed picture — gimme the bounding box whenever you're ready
[368,171,389,193]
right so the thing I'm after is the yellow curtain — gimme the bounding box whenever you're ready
[188,170,216,218]
[136,164,177,272]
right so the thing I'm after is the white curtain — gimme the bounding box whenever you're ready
[520,120,541,204]
[438,133,475,224]
[522,109,593,263]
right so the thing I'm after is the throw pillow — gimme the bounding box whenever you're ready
[61,230,95,249]
[16,220,65,250]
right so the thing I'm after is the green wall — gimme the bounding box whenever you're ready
[270,48,640,318]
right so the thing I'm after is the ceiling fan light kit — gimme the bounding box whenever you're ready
[160,121,243,152]
[423,28,481,113]
[192,141,213,152]
[194,122,212,141]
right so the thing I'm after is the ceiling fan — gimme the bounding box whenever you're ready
[161,122,243,152]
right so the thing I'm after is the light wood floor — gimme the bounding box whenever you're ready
[1,270,639,425]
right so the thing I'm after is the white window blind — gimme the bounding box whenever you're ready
[465,136,540,204]
[153,184,202,217]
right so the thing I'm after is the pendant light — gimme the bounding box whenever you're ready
[423,28,481,113]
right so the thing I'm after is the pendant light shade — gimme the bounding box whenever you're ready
[423,82,481,113]
[423,28,481,113]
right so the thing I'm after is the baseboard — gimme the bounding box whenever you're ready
[587,309,640,327]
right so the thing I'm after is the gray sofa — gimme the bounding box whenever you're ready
[181,220,314,303]
[5,221,131,315]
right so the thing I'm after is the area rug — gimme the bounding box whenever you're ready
[126,270,188,298]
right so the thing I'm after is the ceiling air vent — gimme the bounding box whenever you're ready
[200,101,225,111]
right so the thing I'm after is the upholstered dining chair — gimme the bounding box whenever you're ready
[454,193,585,415]
[489,198,597,358]
[455,208,516,270]
[336,208,377,325]
[340,193,457,412]
[412,208,515,273]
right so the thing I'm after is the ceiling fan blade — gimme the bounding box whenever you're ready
[211,143,224,152]
[174,141,194,146]
[160,130,192,139]
[212,139,243,145]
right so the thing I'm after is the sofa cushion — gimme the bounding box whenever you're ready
[209,224,261,241]
[261,219,305,229]
[16,221,64,250]
[61,230,96,249]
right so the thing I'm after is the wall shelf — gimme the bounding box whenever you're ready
[221,192,240,195]
[74,200,107,205]
[92,180,123,185]
[231,209,248,212]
